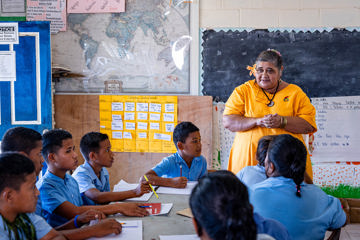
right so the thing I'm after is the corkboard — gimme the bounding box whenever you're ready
[54,95,212,188]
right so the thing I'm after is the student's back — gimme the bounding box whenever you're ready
[250,134,346,240]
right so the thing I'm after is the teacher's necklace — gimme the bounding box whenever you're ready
[261,80,280,107]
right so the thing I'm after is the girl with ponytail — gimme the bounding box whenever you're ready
[190,170,289,240]
[250,134,347,240]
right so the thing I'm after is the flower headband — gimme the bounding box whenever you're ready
[267,48,282,57]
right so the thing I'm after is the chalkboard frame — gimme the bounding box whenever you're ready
[200,28,360,102]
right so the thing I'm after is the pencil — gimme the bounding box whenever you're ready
[143,175,159,199]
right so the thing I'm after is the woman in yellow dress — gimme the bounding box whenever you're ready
[223,49,317,181]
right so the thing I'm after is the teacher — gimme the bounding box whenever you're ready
[223,49,317,180]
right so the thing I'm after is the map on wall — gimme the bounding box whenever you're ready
[52,0,191,93]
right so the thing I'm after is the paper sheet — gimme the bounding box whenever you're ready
[88,220,142,240]
[67,0,125,13]
[0,51,16,81]
[113,180,153,201]
[153,203,173,216]
[156,181,198,195]
[159,234,199,240]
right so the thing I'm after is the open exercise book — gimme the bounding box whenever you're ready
[88,220,142,240]
[113,180,153,201]
[156,181,198,195]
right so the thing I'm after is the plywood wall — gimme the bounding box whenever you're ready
[54,95,212,188]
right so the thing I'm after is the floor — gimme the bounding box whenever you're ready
[324,224,360,240]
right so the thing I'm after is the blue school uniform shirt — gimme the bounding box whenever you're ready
[0,213,52,239]
[36,171,83,227]
[72,162,110,205]
[236,165,266,187]
[253,212,291,240]
[250,176,346,240]
[152,152,207,181]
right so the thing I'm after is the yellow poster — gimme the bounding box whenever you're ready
[99,95,177,153]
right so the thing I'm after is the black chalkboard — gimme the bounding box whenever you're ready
[201,29,360,102]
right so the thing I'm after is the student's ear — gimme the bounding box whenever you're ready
[89,152,97,162]
[47,152,56,164]
[1,188,13,202]
[266,162,276,177]
[18,151,29,158]
[177,141,184,150]
[192,217,201,237]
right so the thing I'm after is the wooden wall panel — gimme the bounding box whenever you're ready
[54,95,212,188]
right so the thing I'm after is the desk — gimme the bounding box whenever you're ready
[120,193,196,240]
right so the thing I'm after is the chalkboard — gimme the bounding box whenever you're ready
[201,29,360,102]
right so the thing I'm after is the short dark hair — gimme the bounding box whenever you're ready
[255,49,283,70]
[267,134,307,197]
[256,135,276,166]
[80,132,109,161]
[0,152,35,193]
[190,170,257,240]
[42,129,72,162]
[1,127,42,155]
[173,122,199,147]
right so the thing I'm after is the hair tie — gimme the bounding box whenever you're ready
[246,64,256,76]
[267,48,282,57]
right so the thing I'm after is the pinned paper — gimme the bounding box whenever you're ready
[123,132,132,139]
[138,132,147,139]
[112,114,122,121]
[0,23,18,44]
[150,113,161,121]
[0,52,16,81]
[138,122,148,130]
[125,122,136,130]
[150,122,160,130]
[112,131,123,139]
[165,123,175,132]
[165,104,175,112]
[149,103,162,113]
[111,121,123,130]
[125,102,135,111]
[112,102,123,111]
[136,102,148,112]
[124,112,135,120]
[163,113,174,122]
[67,0,125,13]
[137,112,148,120]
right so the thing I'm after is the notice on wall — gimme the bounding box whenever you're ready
[311,96,360,163]
[100,95,177,153]
[1,0,25,13]
[27,0,66,33]
[67,0,125,13]
[0,22,18,44]
[0,51,16,81]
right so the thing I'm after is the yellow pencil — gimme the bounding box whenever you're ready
[143,175,159,199]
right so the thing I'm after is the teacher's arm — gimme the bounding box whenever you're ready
[223,114,262,132]
[282,116,315,134]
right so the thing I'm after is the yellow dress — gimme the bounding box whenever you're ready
[224,80,317,178]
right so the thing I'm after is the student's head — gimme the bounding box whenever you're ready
[256,135,276,167]
[80,132,114,167]
[265,134,307,197]
[1,127,44,176]
[42,129,78,171]
[173,121,201,158]
[0,152,39,213]
[190,170,257,240]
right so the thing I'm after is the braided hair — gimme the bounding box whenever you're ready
[266,134,307,197]
[189,170,257,240]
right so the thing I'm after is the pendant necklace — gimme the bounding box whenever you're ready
[261,80,280,107]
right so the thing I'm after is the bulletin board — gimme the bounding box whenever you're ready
[99,95,178,153]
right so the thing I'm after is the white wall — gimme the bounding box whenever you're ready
[199,0,360,28]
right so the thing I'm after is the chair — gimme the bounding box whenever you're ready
[326,228,341,240]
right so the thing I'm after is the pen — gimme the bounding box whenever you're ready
[143,175,159,199]
[139,205,151,208]
[180,164,182,177]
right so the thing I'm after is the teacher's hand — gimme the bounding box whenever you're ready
[261,114,282,128]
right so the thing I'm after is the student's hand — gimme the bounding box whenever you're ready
[134,181,152,197]
[171,177,188,188]
[77,210,106,225]
[91,219,122,237]
[115,203,150,217]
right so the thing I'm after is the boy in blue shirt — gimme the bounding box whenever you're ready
[1,127,123,239]
[37,129,149,227]
[0,152,65,240]
[73,132,151,204]
[144,121,207,188]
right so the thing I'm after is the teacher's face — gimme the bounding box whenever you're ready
[255,61,282,90]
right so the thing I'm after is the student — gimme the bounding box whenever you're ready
[144,121,207,188]
[250,134,346,240]
[0,152,65,240]
[1,127,124,239]
[37,129,149,227]
[236,135,275,187]
[73,131,151,204]
[190,170,290,240]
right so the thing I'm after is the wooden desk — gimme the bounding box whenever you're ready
[116,193,196,240]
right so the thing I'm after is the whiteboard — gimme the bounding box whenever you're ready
[311,96,360,163]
